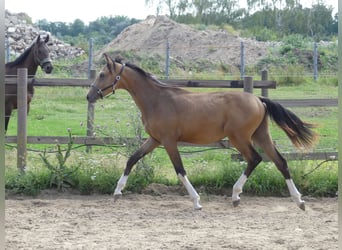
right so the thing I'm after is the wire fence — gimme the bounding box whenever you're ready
[6,38,338,81]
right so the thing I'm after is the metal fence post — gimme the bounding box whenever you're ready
[261,70,268,97]
[240,41,245,79]
[313,42,318,81]
[88,38,94,79]
[165,40,170,79]
[5,37,10,63]
[17,68,28,172]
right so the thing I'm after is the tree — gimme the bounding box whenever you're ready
[145,0,178,17]
[70,19,85,36]
[307,4,334,39]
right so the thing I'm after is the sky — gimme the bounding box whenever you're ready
[5,0,157,23]
[5,0,338,24]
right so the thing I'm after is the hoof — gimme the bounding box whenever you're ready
[113,193,122,202]
[232,199,240,207]
[193,199,202,210]
[299,202,305,211]
[194,205,202,210]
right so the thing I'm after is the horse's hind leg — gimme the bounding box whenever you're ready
[230,136,262,207]
[252,118,305,210]
[113,137,160,201]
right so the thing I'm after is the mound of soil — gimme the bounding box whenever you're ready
[96,15,274,68]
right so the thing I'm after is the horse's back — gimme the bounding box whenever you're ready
[174,90,263,116]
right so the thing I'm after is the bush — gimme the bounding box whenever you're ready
[39,129,79,191]
[293,160,337,197]
[126,161,155,193]
[5,166,50,196]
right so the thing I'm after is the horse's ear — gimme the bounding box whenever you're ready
[36,35,41,43]
[104,53,114,73]
[44,34,50,43]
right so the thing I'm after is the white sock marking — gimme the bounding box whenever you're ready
[114,175,128,196]
[178,174,202,210]
[232,173,247,202]
[286,179,304,206]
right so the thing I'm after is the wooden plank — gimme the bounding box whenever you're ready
[160,79,277,89]
[5,136,232,148]
[232,151,338,161]
[32,78,93,87]
[5,77,93,87]
[6,136,336,161]
[275,98,338,107]
[16,69,28,172]
[5,77,277,89]
[5,77,337,107]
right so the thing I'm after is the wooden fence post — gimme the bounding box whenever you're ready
[243,76,253,93]
[86,69,97,153]
[261,70,268,97]
[17,68,27,172]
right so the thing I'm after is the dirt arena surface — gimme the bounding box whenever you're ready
[5,191,337,250]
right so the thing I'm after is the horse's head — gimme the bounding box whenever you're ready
[33,35,53,73]
[87,53,125,103]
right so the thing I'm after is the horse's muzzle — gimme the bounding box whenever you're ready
[42,62,53,73]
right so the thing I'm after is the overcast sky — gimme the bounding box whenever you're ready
[5,0,338,24]
[5,0,156,23]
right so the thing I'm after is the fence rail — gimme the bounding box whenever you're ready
[5,135,338,162]
[5,77,276,89]
[5,72,338,170]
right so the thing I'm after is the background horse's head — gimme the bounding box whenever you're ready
[34,34,53,73]
[87,53,124,103]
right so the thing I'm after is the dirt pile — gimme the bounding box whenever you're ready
[97,15,274,68]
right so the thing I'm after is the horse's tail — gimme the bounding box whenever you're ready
[259,97,318,149]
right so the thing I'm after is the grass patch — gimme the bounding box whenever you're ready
[5,145,337,197]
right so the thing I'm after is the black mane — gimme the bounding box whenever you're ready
[114,57,166,86]
[6,44,34,67]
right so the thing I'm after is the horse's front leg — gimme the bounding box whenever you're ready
[113,137,159,201]
[178,174,202,210]
[163,141,202,210]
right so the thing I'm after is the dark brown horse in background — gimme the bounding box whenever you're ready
[87,53,318,211]
[5,34,53,132]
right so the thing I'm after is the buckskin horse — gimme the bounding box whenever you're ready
[87,53,318,210]
[5,34,53,132]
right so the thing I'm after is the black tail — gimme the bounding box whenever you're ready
[259,97,318,149]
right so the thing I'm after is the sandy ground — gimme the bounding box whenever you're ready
[5,190,337,250]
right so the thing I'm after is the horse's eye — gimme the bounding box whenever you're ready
[99,72,105,79]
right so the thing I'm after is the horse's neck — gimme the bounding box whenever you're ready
[20,52,39,76]
[123,75,161,115]
[7,50,39,76]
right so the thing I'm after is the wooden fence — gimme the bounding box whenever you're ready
[5,69,338,170]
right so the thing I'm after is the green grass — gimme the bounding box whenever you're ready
[5,146,337,197]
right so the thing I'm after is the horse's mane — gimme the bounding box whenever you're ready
[6,44,34,68]
[114,57,167,86]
